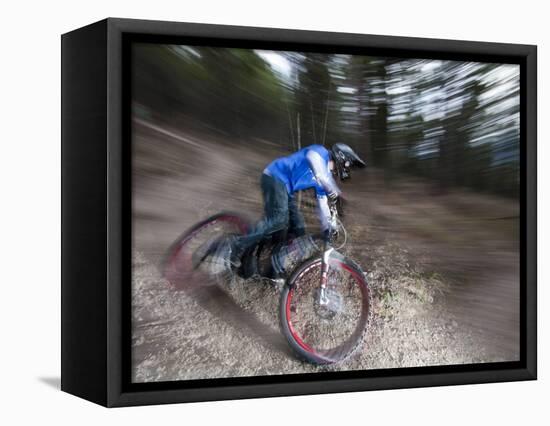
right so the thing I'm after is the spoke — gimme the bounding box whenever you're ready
[165,217,245,286]
[288,260,366,358]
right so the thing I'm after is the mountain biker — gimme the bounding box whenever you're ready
[212,143,366,274]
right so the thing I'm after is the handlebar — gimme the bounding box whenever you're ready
[326,197,347,249]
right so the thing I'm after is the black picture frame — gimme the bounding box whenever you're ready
[61,17,537,407]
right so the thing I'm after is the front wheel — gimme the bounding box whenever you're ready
[280,254,371,365]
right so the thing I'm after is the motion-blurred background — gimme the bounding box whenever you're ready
[133,45,519,196]
[131,44,520,382]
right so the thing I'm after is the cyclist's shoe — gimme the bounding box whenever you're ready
[264,268,285,288]
[207,235,241,275]
[192,235,223,270]
[268,277,285,289]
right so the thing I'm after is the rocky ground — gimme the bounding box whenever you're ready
[131,119,520,382]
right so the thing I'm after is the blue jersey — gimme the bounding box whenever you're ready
[264,145,335,196]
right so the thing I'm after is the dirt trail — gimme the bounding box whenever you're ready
[132,121,520,382]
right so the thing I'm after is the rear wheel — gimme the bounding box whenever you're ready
[162,212,250,289]
[280,255,370,364]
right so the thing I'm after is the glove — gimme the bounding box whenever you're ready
[328,191,339,202]
[335,196,346,217]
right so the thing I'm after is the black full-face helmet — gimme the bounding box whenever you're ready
[330,143,366,181]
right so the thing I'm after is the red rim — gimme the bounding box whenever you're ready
[285,287,316,354]
[285,259,369,363]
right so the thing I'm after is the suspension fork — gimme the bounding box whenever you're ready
[319,240,333,306]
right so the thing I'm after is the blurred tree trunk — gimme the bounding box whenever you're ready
[296,53,331,146]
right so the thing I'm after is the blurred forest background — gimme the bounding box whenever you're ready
[132,44,520,197]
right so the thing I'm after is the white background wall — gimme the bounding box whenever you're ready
[0,0,545,423]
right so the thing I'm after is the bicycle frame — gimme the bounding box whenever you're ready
[318,242,334,306]
[318,200,341,305]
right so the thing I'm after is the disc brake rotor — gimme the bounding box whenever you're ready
[314,287,344,319]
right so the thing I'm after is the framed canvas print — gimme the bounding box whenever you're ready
[61,18,537,407]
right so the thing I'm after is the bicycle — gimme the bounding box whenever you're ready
[162,199,371,365]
